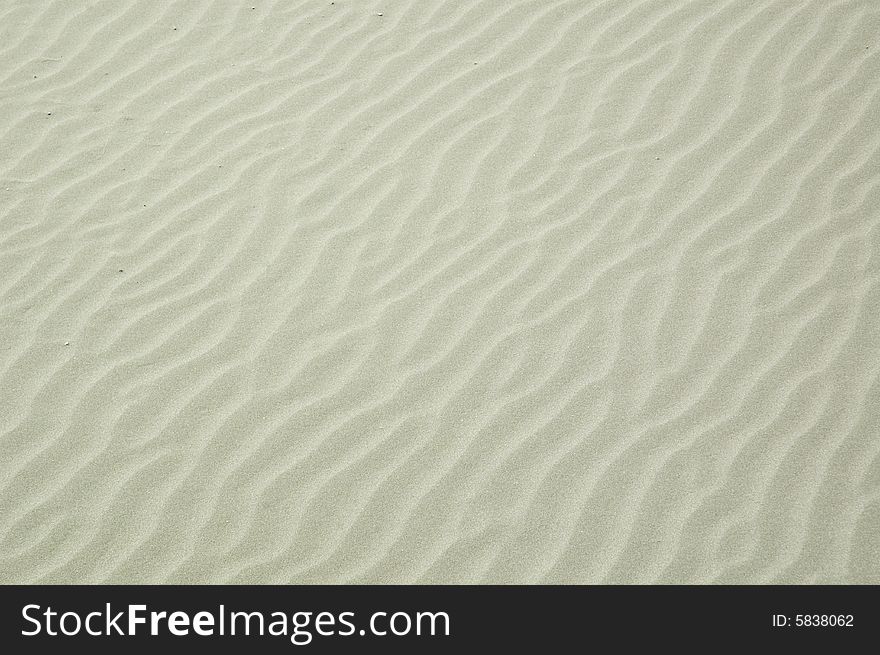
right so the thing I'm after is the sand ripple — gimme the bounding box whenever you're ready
[0,0,878,583]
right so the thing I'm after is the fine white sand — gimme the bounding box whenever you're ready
[0,0,878,584]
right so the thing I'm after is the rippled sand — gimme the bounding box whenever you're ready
[1,0,878,583]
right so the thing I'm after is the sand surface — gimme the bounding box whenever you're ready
[1,0,878,584]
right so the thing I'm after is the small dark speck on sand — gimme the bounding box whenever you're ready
[118,269,124,273]
[64,341,70,346]
[655,157,660,160]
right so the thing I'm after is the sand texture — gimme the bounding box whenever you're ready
[1,0,879,584]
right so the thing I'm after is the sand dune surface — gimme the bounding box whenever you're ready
[0,0,879,583]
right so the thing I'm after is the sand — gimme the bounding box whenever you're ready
[0,0,878,584]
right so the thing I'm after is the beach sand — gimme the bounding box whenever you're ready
[0,0,878,583]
